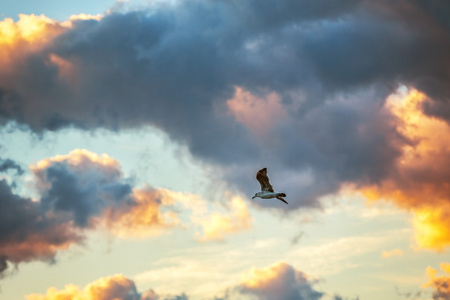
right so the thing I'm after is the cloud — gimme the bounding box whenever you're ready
[0,178,83,275]
[239,262,324,300]
[31,149,132,228]
[0,149,184,276]
[423,263,450,300]
[286,230,406,276]
[25,273,185,300]
[360,89,450,250]
[104,187,181,238]
[1,0,450,242]
[381,248,403,258]
[226,86,287,139]
[0,157,23,174]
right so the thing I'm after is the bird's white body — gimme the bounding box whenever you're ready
[253,191,284,199]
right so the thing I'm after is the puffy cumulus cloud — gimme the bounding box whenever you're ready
[0,149,183,276]
[360,89,450,250]
[31,149,136,228]
[0,14,63,48]
[192,196,252,241]
[1,0,450,214]
[239,262,324,300]
[30,149,183,235]
[423,263,450,300]
[0,13,98,86]
[25,273,183,300]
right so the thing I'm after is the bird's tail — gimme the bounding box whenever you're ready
[277,197,288,204]
[277,193,288,205]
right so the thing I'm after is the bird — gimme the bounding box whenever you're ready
[252,168,288,204]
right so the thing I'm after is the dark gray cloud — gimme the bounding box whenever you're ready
[0,178,82,276]
[0,158,23,175]
[38,161,132,227]
[1,0,450,210]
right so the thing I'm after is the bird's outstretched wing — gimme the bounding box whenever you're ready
[256,168,274,192]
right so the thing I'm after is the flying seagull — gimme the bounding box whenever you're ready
[252,168,288,204]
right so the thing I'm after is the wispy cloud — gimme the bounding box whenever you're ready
[381,248,403,258]
[286,230,408,276]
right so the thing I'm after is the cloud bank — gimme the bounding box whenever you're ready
[1,0,450,249]
[25,262,344,300]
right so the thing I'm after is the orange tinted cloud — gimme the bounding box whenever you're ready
[0,14,100,87]
[32,148,121,176]
[423,263,450,298]
[0,220,81,266]
[0,14,66,78]
[26,274,151,300]
[0,13,101,47]
[0,177,83,275]
[104,187,181,238]
[0,14,63,46]
[413,207,450,251]
[360,89,450,250]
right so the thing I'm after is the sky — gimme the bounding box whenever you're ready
[1,0,450,299]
